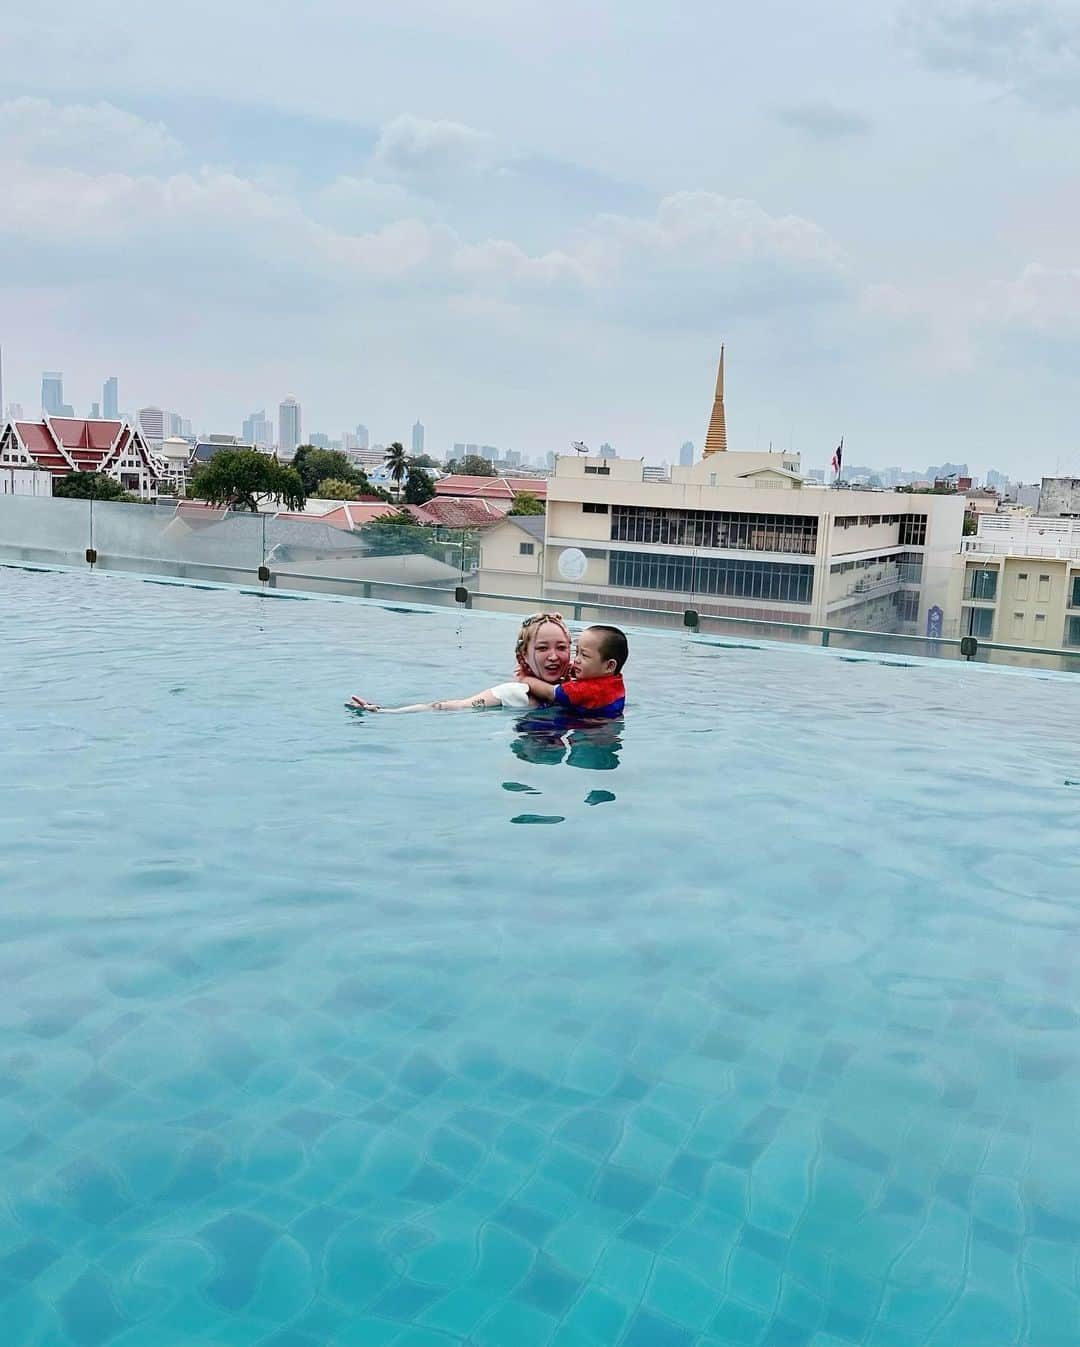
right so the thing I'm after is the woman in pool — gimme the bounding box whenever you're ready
[349,611,572,713]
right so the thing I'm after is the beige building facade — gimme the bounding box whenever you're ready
[540,451,963,633]
[950,515,1080,650]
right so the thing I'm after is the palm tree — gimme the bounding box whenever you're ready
[384,442,409,496]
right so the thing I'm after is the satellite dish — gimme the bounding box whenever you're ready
[571,441,589,455]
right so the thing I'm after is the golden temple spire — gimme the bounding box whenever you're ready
[703,345,727,455]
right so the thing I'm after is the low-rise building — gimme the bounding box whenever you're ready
[0,417,164,498]
[951,514,1080,649]
[475,515,546,601]
[1037,477,1080,518]
[542,450,963,633]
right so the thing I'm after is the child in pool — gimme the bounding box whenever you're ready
[517,625,627,718]
[349,612,571,713]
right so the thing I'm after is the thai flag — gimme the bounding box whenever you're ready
[831,438,844,476]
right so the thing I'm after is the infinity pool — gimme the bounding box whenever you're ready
[2,566,1079,1347]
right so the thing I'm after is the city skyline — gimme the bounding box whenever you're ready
[6,355,1079,480]
[1,3,1077,478]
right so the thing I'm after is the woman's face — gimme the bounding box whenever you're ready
[526,621,571,681]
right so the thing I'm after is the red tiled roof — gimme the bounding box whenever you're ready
[434,474,547,501]
[414,497,508,528]
[49,417,122,451]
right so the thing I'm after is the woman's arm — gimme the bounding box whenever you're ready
[349,688,504,713]
[517,675,558,704]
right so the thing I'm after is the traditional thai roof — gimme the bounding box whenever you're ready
[434,474,547,502]
[0,417,166,481]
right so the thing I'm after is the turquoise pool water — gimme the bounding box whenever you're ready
[2,566,1079,1347]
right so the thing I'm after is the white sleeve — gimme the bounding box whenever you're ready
[489,681,532,709]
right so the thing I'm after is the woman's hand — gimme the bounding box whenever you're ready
[349,696,381,710]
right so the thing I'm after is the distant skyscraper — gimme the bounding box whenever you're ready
[480,445,497,461]
[165,411,184,437]
[679,440,694,466]
[545,451,556,469]
[91,402,101,419]
[242,409,273,448]
[412,420,425,456]
[278,397,301,453]
[703,346,727,455]
[138,407,165,442]
[42,372,64,416]
[103,377,118,420]
[355,424,369,451]
[599,442,616,459]
[6,402,24,420]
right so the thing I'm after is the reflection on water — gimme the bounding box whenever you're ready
[509,710,624,771]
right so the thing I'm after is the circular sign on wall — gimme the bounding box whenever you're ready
[557,547,588,582]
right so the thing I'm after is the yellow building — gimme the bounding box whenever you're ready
[950,515,1080,649]
[475,515,545,609]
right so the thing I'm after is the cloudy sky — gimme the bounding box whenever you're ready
[2,0,1078,474]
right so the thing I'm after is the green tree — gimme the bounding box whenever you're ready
[291,446,369,495]
[404,467,436,505]
[384,441,409,491]
[53,471,133,501]
[189,449,305,512]
[409,453,441,470]
[508,490,544,515]
[445,454,497,477]
[963,512,978,536]
[314,478,361,500]
[358,509,441,557]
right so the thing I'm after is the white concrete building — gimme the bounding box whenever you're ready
[542,450,964,634]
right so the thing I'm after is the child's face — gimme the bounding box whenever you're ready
[572,631,616,680]
[527,621,571,681]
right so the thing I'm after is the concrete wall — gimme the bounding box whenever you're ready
[1038,478,1080,518]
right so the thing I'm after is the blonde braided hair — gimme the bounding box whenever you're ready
[514,611,571,677]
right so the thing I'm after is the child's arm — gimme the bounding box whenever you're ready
[349,688,503,713]
[517,675,559,704]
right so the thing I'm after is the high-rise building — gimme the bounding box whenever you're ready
[138,407,165,442]
[355,424,370,451]
[679,441,695,467]
[599,443,616,459]
[278,397,301,453]
[6,402,24,421]
[42,372,64,417]
[90,402,101,419]
[412,420,425,456]
[102,377,118,420]
[242,409,273,448]
[165,411,184,438]
[703,346,727,455]
[480,445,497,462]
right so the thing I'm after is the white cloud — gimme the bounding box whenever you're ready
[371,114,496,186]
[899,0,1080,108]
[0,97,181,171]
[994,261,1080,336]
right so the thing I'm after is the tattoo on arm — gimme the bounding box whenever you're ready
[471,697,485,709]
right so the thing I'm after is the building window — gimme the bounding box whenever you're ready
[1012,612,1025,637]
[1071,575,1080,608]
[583,502,609,514]
[584,465,610,475]
[965,606,994,637]
[1066,616,1080,646]
[1016,572,1029,599]
[519,542,535,556]
[1037,574,1051,601]
[1034,613,1046,635]
[898,515,927,546]
[610,503,817,554]
[964,568,998,601]
[608,549,813,604]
